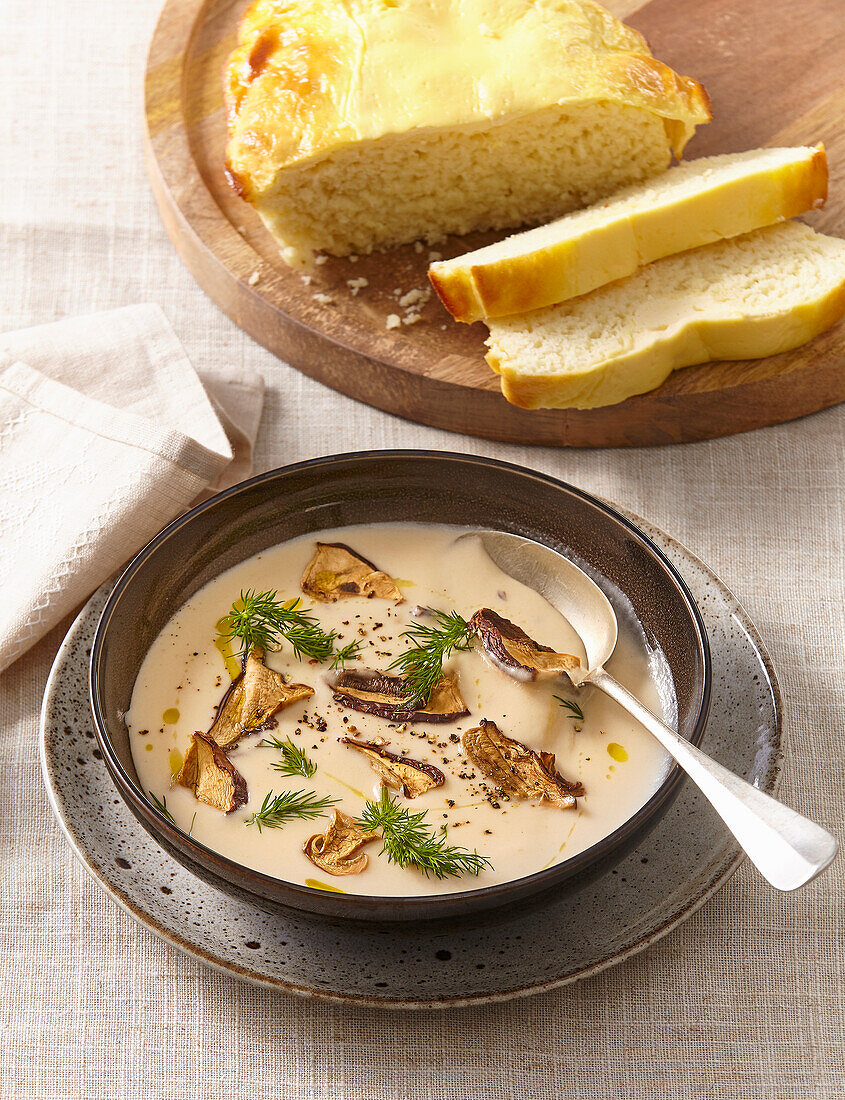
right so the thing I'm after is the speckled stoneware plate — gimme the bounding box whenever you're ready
[40,513,782,1009]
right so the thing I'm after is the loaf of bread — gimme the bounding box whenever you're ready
[224,0,710,266]
[485,222,845,410]
[431,146,828,322]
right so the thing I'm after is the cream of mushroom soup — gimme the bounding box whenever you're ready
[126,524,674,896]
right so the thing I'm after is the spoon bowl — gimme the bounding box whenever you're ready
[458,531,618,679]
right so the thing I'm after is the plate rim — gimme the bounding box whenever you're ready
[40,506,783,1009]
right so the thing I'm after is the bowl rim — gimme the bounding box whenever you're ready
[90,449,712,913]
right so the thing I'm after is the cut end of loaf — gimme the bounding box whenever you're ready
[225,0,710,265]
[249,102,675,266]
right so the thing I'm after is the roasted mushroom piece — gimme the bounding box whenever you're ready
[176,732,248,813]
[303,810,380,876]
[329,668,469,723]
[469,609,580,681]
[463,719,585,809]
[341,736,445,798]
[301,542,403,603]
[209,646,314,749]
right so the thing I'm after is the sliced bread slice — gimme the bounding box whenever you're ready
[431,146,828,322]
[485,221,845,410]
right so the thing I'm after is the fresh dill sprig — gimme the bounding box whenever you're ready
[330,639,361,670]
[388,609,476,704]
[554,695,585,723]
[148,791,176,824]
[357,788,491,879]
[222,589,336,661]
[261,734,317,778]
[245,788,339,832]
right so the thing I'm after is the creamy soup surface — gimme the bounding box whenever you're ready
[127,524,674,896]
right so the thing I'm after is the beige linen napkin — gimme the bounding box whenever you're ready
[0,304,264,672]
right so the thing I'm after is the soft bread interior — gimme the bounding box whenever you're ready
[485,221,845,408]
[252,102,673,265]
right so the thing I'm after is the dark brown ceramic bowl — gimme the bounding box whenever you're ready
[90,451,711,922]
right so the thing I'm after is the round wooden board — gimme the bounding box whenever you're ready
[144,0,845,447]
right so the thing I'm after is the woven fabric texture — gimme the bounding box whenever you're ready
[0,0,842,1097]
[0,305,264,671]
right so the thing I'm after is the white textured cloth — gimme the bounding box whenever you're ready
[0,0,842,1097]
[0,305,264,672]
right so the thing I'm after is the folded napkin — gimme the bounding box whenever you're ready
[0,304,264,673]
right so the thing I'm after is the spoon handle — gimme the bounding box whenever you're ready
[588,668,838,891]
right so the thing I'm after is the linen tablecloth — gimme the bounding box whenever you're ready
[1,1,842,1096]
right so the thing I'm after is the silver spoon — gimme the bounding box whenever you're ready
[461,531,838,891]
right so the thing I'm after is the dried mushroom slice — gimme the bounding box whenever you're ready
[303,810,380,876]
[329,668,469,723]
[341,737,445,798]
[176,732,248,813]
[463,719,585,809]
[423,675,470,721]
[469,608,580,681]
[209,646,314,750]
[301,542,403,603]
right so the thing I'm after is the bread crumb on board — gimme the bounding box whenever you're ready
[247,270,261,286]
[302,257,435,330]
[398,287,429,309]
[382,281,432,328]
